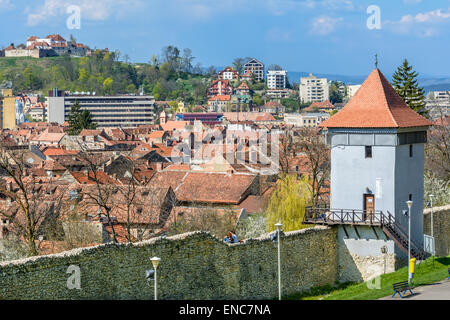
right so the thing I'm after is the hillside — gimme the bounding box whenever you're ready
[0,54,211,105]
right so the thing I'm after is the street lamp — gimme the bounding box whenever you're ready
[406,200,413,285]
[275,222,283,300]
[150,256,161,300]
[429,194,435,266]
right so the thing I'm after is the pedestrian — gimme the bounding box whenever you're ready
[224,231,238,244]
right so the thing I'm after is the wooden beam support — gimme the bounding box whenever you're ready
[371,226,379,240]
[342,225,349,239]
[354,225,360,239]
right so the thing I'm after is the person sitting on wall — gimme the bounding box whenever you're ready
[224,231,238,244]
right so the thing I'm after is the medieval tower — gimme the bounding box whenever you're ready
[305,68,432,281]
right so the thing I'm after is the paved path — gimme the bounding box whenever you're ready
[380,280,450,300]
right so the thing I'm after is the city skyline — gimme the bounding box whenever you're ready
[1,0,450,76]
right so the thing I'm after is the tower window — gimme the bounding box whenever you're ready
[409,194,412,201]
[365,146,372,158]
[409,145,413,158]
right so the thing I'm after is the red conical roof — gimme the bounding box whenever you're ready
[319,69,432,129]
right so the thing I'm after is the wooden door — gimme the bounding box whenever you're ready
[364,194,375,220]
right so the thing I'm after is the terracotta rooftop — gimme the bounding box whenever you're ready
[319,69,432,129]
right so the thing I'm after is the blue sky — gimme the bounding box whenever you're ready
[1,0,450,77]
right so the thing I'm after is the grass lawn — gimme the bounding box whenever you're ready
[287,255,450,300]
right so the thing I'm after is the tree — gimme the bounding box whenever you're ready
[329,81,344,104]
[0,147,66,256]
[67,101,97,135]
[70,34,77,44]
[425,110,449,181]
[392,59,427,116]
[232,58,246,74]
[181,48,195,73]
[279,127,330,205]
[103,77,114,95]
[266,174,312,232]
[268,64,282,71]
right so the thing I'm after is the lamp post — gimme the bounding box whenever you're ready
[275,222,282,300]
[150,256,161,300]
[406,201,413,285]
[429,194,434,266]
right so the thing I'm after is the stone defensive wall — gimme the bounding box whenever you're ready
[0,226,337,300]
[424,204,450,257]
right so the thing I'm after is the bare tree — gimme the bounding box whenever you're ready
[0,146,65,255]
[76,150,119,243]
[279,127,330,205]
[426,111,449,181]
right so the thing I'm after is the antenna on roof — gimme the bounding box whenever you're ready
[375,54,379,69]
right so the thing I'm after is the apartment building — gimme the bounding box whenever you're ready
[347,84,362,98]
[267,70,287,90]
[0,89,17,129]
[299,73,329,103]
[284,112,330,128]
[243,58,265,82]
[217,67,240,81]
[46,90,156,128]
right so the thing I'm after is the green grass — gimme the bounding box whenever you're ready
[287,255,450,300]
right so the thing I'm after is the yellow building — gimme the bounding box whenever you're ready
[0,89,16,130]
[177,101,188,113]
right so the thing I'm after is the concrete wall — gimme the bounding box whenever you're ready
[394,143,425,247]
[330,144,396,215]
[424,205,450,257]
[336,226,396,282]
[0,226,337,300]
[46,96,65,124]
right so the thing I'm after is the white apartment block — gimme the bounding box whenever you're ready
[46,93,156,128]
[267,70,287,90]
[299,73,329,103]
[347,84,362,98]
[284,112,330,128]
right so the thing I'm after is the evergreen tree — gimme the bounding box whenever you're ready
[67,101,96,135]
[392,59,427,116]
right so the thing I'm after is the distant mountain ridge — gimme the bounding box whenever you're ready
[287,71,450,93]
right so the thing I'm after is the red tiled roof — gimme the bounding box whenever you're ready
[319,69,432,129]
[208,95,231,101]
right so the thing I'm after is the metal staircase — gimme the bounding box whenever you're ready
[303,207,426,260]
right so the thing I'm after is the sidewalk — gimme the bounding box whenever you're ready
[379,280,450,300]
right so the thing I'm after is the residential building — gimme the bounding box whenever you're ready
[241,70,253,82]
[208,95,231,112]
[243,58,265,82]
[217,67,240,81]
[46,91,156,128]
[235,82,250,96]
[304,100,335,113]
[0,89,16,129]
[284,112,329,127]
[267,70,287,90]
[266,89,291,99]
[347,84,362,98]
[28,102,47,121]
[207,80,233,97]
[299,73,329,103]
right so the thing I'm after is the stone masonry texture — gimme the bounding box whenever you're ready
[0,226,337,300]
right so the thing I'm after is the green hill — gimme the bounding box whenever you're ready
[0,51,211,105]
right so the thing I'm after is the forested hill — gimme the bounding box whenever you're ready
[0,49,212,105]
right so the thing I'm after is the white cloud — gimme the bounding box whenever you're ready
[0,0,12,11]
[310,15,343,35]
[384,8,450,37]
[25,0,143,26]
